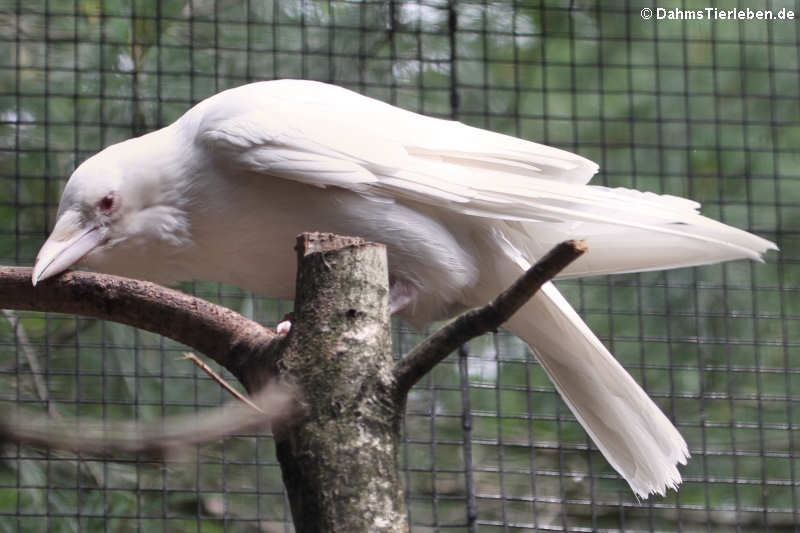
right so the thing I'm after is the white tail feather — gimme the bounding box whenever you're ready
[505,283,689,498]
[482,181,775,497]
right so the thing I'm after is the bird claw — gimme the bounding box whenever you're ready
[276,312,294,335]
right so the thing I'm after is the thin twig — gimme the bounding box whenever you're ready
[2,310,109,485]
[181,352,265,414]
[393,240,587,398]
[2,309,50,407]
[0,383,295,458]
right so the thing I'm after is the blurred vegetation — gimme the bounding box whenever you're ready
[0,0,797,531]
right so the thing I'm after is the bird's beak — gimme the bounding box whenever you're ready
[32,211,104,286]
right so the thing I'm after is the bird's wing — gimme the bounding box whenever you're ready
[192,81,690,223]
[192,79,598,188]
[192,80,776,271]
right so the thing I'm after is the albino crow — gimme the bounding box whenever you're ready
[33,79,776,498]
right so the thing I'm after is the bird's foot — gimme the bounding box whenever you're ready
[276,312,294,335]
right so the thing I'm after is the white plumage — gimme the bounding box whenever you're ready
[33,79,777,498]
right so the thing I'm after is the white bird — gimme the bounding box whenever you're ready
[32,79,776,498]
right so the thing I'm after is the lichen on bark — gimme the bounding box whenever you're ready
[274,233,407,532]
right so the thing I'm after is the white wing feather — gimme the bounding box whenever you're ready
[191,79,774,279]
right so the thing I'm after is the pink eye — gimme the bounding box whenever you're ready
[99,194,114,211]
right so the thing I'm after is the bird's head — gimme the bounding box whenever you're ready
[32,133,192,285]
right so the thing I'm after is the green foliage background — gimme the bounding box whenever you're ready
[0,0,797,531]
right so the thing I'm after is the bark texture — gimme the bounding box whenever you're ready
[275,233,407,533]
[0,266,280,389]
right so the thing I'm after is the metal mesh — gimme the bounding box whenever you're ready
[1,0,797,531]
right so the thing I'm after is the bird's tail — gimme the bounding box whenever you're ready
[481,186,775,497]
[504,282,689,498]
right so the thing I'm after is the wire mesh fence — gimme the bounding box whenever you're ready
[0,0,797,531]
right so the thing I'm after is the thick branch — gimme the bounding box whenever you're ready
[0,267,278,387]
[393,240,587,397]
[275,232,406,533]
[0,384,294,458]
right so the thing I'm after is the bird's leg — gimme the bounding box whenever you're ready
[389,277,416,315]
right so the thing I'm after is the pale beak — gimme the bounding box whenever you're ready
[32,211,105,286]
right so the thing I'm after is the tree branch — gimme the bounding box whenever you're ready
[0,383,294,459]
[0,267,279,388]
[181,352,266,413]
[275,232,407,532]
[392,240,587,398]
